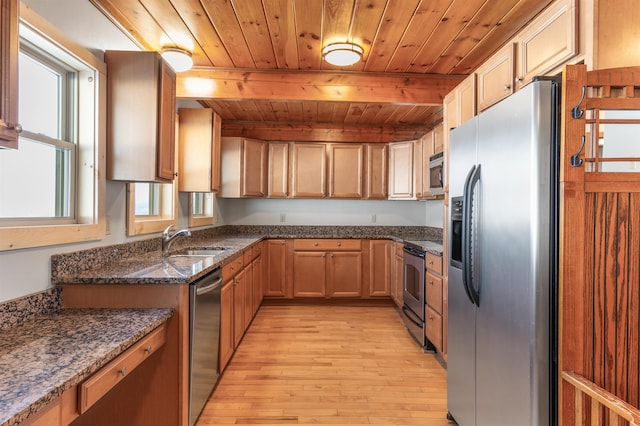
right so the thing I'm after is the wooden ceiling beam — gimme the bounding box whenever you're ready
[177,68,465,106]
[221,122,429,143]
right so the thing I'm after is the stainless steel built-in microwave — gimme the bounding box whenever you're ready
[428,152,444,196]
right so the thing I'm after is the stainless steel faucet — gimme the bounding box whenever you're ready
[162,224,191,256]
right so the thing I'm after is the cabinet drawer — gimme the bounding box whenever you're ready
[293,239,361,251]
[252,243,263,259]
[243,249,253,265]
[425,272,443,313]
[79,323,167,414]
[425,253,442,275]
[222,254,244,279]
[425,305,443,353]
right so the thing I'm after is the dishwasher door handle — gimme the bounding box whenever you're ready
[196,277,222,296]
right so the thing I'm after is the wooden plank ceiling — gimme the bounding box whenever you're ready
[91,0,553,142]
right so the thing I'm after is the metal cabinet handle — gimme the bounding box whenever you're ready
[314,242,319,246]
[119,367,127,376]
[144,345,152,354]
[330,253,334,258]
[428,260,433,265]
[280,241,285,245]
[515,76,522,83]
[503,84,511,91]
[337,242,341,247]
[429,280,434,285]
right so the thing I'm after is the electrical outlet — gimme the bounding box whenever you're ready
[280,213,286,223]
[371,214,376,223]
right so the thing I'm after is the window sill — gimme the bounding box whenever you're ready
[0,223,104,251]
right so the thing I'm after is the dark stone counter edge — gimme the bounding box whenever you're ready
[2,308,173,426]
[54,235,443,286]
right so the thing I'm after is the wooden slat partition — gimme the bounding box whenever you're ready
[560,65,640,426]
[562,371,640,425]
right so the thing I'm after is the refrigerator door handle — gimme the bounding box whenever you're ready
[462,164,481,307]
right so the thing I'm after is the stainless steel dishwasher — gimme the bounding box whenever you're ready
[189,267,222,426]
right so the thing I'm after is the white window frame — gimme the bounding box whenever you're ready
[0,5,105,251]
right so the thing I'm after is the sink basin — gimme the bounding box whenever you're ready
[171,248,227,257]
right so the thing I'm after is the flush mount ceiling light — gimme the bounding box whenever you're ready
[322,42,363,66]
[161,46,193,72]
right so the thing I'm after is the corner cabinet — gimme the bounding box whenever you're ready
[220,137,267,198]
[0,0,20,149]
[178,108,222,193]
[105,51,176,182]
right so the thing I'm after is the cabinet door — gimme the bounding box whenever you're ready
[252,256,262,317]
[363,144,387,199]
[328,144,363,198]
[157,60,176,181]
[457,74,477,125]
[242,138,267,197]
[515,0,576,88]
[233,270,246,348]
[328,251,362,297]
[219,281,234,371]
[476,43,515,112]
[243,263,253,329]
[421,131,434,199]
[290,143,326,197]
[211,112,222,192]
[178,108,221,192]
[0,0,19,149]
[292,251,326,297]
[369,240,390,297]
[443,90,457,193]
[388,141,414,199]
[264,240,288,297]
[268,142,289,197]
[392,247,404,308]
[413,138,424,199]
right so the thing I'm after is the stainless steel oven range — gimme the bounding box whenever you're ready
[401,244,434,350]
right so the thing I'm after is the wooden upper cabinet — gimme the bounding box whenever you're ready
[328,143,363,198]
[106,51,176,182]
[0,0,19,149]
[457,74,477,125]
[290,143,326,198]
[363,144,387,199]
[476,43,515,112]
[220,137,267,198]
[413,138,424,199]
[178,108,222,193]
[267,142,289,198]
[433,123,444,154]
[388,141,414,199]
[420,130,435,200]
[514,0,576,88]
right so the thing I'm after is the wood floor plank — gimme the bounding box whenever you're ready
[197,304,451,425]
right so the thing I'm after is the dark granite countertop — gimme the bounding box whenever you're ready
[403,240,444,255]
[0,308,173,426]
[53,229,442,286]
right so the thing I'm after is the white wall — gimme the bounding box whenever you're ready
[219,198,430,226]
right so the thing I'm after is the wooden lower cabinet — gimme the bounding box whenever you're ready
[424,253,444,353]
[264,239,291,298]
[219,280,234,371]
[252,256,263,317]
[391,242,404,307]
[292,239,363,298]
[368,240,391,297]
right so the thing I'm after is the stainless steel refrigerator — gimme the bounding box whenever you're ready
[447,79,558,426]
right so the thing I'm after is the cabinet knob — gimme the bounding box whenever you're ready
[119,367,127,376]
[280,241,285,245]
[8,123,22,133]
[515,76,523,83]
[337,242,341,247]
[429,280,433,285]
[330,253,334,258]
[428,260,433,265]
[503,84,511,91]
[429,315,434,320]
[145,345,152,354]
[314,242,319,246]
[322,253,326,258]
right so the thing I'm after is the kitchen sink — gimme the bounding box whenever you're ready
[171,248,229,257]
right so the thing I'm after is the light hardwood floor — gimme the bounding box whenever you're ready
[197,302,451,425]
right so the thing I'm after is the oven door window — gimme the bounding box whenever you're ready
[404,263,422,302]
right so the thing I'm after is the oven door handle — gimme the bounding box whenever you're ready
[402,306,423,327]
[462,164,481,307]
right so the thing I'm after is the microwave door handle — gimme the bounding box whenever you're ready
[463,165,481,307]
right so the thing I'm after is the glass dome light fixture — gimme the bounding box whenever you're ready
[161,46,193,72]
[322,42,363,66]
